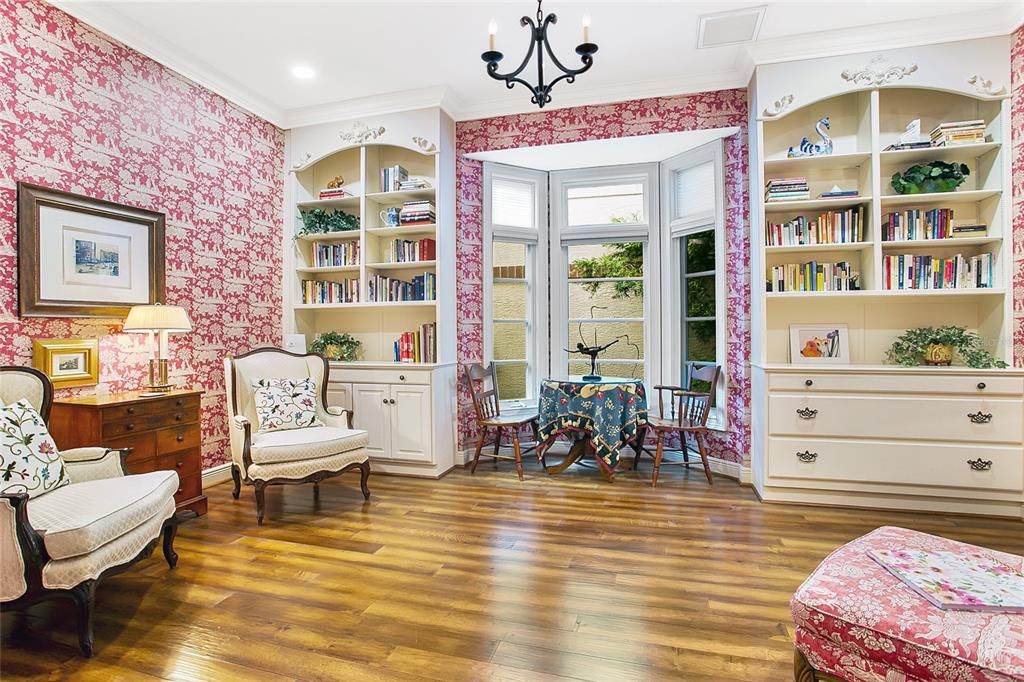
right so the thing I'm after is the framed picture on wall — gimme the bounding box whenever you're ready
[32,338,100,388]
[790,324,849,364]
[17,183,165,317]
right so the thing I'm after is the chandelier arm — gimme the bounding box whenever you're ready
[539,16,593,78]
[485,16,539,83]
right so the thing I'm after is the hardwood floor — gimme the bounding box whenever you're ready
[3,460,1023,681]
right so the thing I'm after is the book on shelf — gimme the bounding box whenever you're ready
[883,208,955,241]
[380,165,409,193]
[368,272,436,302]
[398,178,431,191]
[930,120,986,146]
[765,177,809,202]
[765,206,864,247]
[883,141,934,151]
[951,225,988,238]
[313,241,360,268]
[318,187,352,200]
[384,237,436,263]
[883,252,993,290]
[393,323,437,363]
[767,261,856,292]
[818,190,860,199]
[301,278,360,304]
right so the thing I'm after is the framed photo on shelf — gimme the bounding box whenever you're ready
[17,183,165,317]
[32,338,100,388]
[790,324,849,365]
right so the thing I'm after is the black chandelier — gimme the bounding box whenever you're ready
[481,0,598,109]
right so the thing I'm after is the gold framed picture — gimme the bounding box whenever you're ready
[32,339,100,388]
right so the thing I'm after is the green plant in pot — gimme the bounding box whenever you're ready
[297,208,360,235]
[885,326,1006,369]
[310,332,361,362]
[890,161,969,194]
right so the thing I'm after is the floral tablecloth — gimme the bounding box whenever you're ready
[537,377,647,474]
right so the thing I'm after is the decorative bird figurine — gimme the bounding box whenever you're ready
[788,118,834,158]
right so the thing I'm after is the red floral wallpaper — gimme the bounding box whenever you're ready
[1013,25,1024,366]
[455,91,751,464]
[0,0,283,468]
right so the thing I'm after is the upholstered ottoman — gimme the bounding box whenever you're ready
[791,526,1024,682]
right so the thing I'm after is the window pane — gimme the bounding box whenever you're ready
[492,241,527,319]
[684,231,715,272]
[686,276,715,318]
[496,363,527,400]
[493,322,526,361]
[567,183,644,226]
[492,178,534,228]
[567,242,644,317]
[686,321,716,363]
[673,161,714,220]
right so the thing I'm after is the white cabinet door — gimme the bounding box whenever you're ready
[351,383,390,459]
[390,384,432,463]
[326,382,353,414]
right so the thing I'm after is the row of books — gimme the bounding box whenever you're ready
[394,323,437,363]
[381,165,408,192]
[301,279,359,304]
[765,207,865,246]
[767,261,856,292]
[383,238,436,263]
[400,200,435,226]
[368,272,436,302]
[313,242,359,268]
[882,209,988,241]
[931,119,986,147]
[766,177,809,202]
[883,252,994,290]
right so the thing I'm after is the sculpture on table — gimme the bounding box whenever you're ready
[787,117,833,158]
[567,339,619,381]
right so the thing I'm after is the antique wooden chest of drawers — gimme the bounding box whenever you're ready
[49,389,208,516]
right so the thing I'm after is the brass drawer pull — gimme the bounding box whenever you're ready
[796,407,817,420]
[127,407,135,415]
[967,458,992,471]
[176,434,185,443]
[176,461,184,468]
[175,399,184,407]
[125,423,135,432]
[967,411,992,424]
[175,413,184,422]
[796,450,818,463]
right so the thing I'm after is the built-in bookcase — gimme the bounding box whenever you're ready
[753,85,1011,365]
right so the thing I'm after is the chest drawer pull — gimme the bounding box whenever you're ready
[796,450,818,463]
[796,407,817,419]
[124,423,135,432]
[977,382,986,390]
[804,379,813,387]
[967,411,992,424]
[967,458,993,471]
[176,434,185,443]
[175,413,184,422]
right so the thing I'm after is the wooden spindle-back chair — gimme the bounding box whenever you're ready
[464,363,540,481]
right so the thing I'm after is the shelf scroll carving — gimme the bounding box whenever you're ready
[339,122,386,145]
[292,152,312,170]
[762,94,794,118]
[967,75,1006,97]
[412,137,438,153]
[841,57,917,87]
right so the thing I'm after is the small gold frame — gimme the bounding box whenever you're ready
[32,338,100,388]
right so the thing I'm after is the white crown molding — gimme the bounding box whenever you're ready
[51,1,287,127]
[283,85,452,129]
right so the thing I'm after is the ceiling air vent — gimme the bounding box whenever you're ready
[697,6,766,48]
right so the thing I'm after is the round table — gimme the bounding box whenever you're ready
[536,376,648,482]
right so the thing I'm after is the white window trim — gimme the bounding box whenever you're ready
[483,163,549,404]
[549,164,660,391]
[659,140,728,430]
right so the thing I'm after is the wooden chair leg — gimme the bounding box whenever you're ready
[471,428,487,474]
[230,464,241,499]
[313,481,320,499]
[652,432,665,487]
[161,520,179,569]
[358,460,371,500]
[512,431,524,481]
[254,481,267,526]
[493,426,503,466]
[695,430,713,485]
[70,579,97,657]
[682,433,691,468]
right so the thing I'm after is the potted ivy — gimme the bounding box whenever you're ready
[890,161,970,194]
[310,332,361,362]
[885,326,1006,369]
[297,208,360,235]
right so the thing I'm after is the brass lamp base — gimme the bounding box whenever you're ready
[144,358,172,393]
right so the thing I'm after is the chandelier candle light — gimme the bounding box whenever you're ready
[481,0,598,108]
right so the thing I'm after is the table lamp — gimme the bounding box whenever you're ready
[123,303,192,395]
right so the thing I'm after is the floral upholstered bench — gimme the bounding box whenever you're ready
[791,526,1024,682]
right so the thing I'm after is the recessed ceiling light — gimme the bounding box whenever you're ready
[291,65,316,80]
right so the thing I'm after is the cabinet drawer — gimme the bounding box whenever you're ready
[768,372,1023,396]
[102,410,197,439]
[105,432,157,462]
[100,395,200,422]
[768,437,1023,492]
[155,449,201,478]
[769,394,1023,443]
[329,370,429,386]
[174,472,202,502]
[157,423,201,454]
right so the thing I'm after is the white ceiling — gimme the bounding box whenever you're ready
[54,1,1023,129]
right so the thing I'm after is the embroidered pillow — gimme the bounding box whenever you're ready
[252,378,324,432]
[1,399,69,498]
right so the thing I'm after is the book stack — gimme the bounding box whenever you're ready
[766,178,809,202]
[394,323,437,363]
[951,223,988,238]
[768,261,855,292]
[884,252,993,290]
[765,207,864,246]
[819,188,859,199]
[385,238,436,263]
[883,141,934,151]
[313,241,360,267]
[400,201,435,226]
[380,165,409,192]
[301,279,359,304]
[318,186,351,200]
[883,208,955,241]
[398,178,430,191]
[930,120,986,147]
[368,272,436,302]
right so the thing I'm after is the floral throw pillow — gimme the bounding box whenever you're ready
[1,399,69,498]
[252,378,325,432]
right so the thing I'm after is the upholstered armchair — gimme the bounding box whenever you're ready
[224,348,370,525]
[0,366,183,657]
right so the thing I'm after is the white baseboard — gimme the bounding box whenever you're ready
[203,462,234,488]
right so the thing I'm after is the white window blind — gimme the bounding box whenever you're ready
[672,161,714,222]
[492,178,535,229]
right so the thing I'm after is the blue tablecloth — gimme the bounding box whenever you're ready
[537,377,648,473]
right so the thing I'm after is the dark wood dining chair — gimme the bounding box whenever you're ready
[644,363,721,487]
[463,362,540,481]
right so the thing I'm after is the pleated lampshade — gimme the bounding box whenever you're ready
[123,304,192,333]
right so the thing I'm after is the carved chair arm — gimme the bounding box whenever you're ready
[1,493,49,596]
[231,415,254,473]
[325,406,354,429]
[61,447,130,482]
